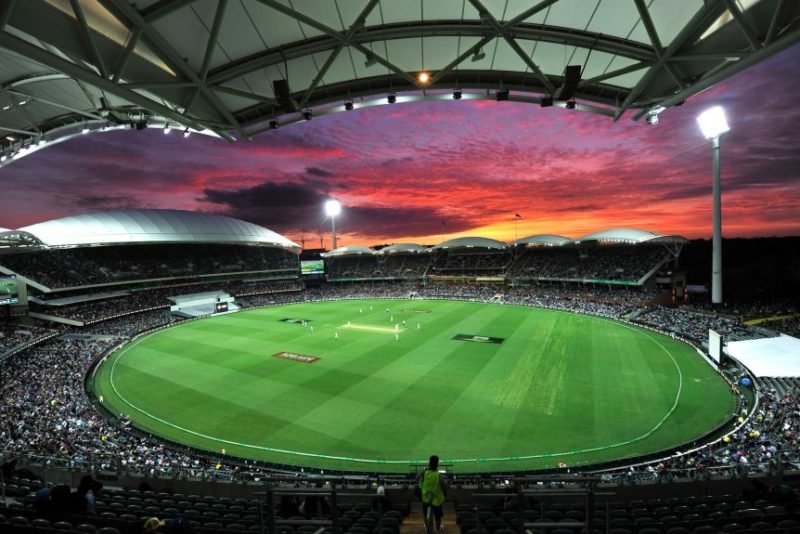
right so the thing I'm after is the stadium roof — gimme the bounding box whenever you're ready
[574,228,687,244]
[513,234,572,247]
[321,246,376,257]
[432,237,507,250]
[1,0,798,162]
[10,209,300,249]
[376,243,428,254]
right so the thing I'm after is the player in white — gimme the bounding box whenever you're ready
[310,325,314,333]
[334,331,339,340]
[395,323,399,331]
[417,323,421,330]
[395,333,399,341]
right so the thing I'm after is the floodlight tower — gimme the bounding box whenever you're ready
[696,106,730,305]
[324,199,342,250]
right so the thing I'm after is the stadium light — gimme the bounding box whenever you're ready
[325,199,342,250]
[697,106,730,140]
[697,105,730,305]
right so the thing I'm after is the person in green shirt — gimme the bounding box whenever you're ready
[418,455,448,533]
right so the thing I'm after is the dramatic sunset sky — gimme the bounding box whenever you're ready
[1,45,798,248]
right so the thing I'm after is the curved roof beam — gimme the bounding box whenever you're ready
[208,22,656,87]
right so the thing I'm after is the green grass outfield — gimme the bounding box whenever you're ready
[93,299,736,473]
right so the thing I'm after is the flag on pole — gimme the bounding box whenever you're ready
[515,213,522,219]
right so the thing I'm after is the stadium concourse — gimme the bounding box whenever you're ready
[1,209,800,534]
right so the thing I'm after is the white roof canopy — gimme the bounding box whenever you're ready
[15,209,299,250]
[376,243,428,254]
[433,237,507,250]
[1,0,798,162]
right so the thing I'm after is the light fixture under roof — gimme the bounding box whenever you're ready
[163,123,171,134]
[387,94,396,104]
[268,119,279,129]
[453,89,462,100]
[344,100,354,111]
[417,72,430,84]
[183,129,191,138]
[81,125,90,134]
[302,109,312,120]
[471,49,486,62]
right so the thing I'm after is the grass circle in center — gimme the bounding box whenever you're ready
[92,299,736,473]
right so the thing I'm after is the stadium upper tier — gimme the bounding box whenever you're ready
[323,228,686,257]
[0,209,299,250]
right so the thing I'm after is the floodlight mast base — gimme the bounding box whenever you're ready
[331,216,337,251]
[711,136,722,305]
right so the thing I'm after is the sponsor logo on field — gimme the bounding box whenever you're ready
[273,352,320,363]
[280,318,312,324]
[452,334,504,344]
[400,309,431,313]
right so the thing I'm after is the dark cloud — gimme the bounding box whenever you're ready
[199,179,474,239]
[305,167,334,177]
[72,194,151,211]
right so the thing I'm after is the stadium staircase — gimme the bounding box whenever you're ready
[401,502,456,534]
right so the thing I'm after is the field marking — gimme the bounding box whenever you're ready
[103,302,688,467]
[342,323,404,334]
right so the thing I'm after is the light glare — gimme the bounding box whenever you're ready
[324,199,341,217]
[697,106,730,139]
[418,71,430,83]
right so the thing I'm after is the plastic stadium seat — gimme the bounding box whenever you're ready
[637,528,660,534]
[10,516,29,526]
[99,528,121,534]
[76,524,98,533]
[692,527,718,533]
[32,518,52,528]
[665,528,691,534]
[721,524,746,532]
[777,519,800,529]
[227,524,247,532]
[54,521,74,530]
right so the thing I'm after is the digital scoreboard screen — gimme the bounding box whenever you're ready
[300,260,325,275]
[0,275,19,306]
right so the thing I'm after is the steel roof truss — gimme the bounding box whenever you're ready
[722,0,763,51]
[0,31,210,135]
[614,0,727,120]
[111,26,142,84]
[633,0,685,90]
[69,0,110,80]
[297,0,380,110]
[0,0,16,32]
[183,0,228,115]
[101,0,244,138]
[467,0,556,94]
[254,0,419,88]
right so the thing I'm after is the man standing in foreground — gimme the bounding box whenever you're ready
[418,455,447,533]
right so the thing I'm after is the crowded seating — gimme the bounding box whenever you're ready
[0,244,298,289]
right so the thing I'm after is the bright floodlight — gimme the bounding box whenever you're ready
[325,199,341,217]
[697,106,730,140]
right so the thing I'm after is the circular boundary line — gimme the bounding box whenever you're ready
[105,302,685,466]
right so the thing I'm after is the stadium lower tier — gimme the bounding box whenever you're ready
[92,299,736,473]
